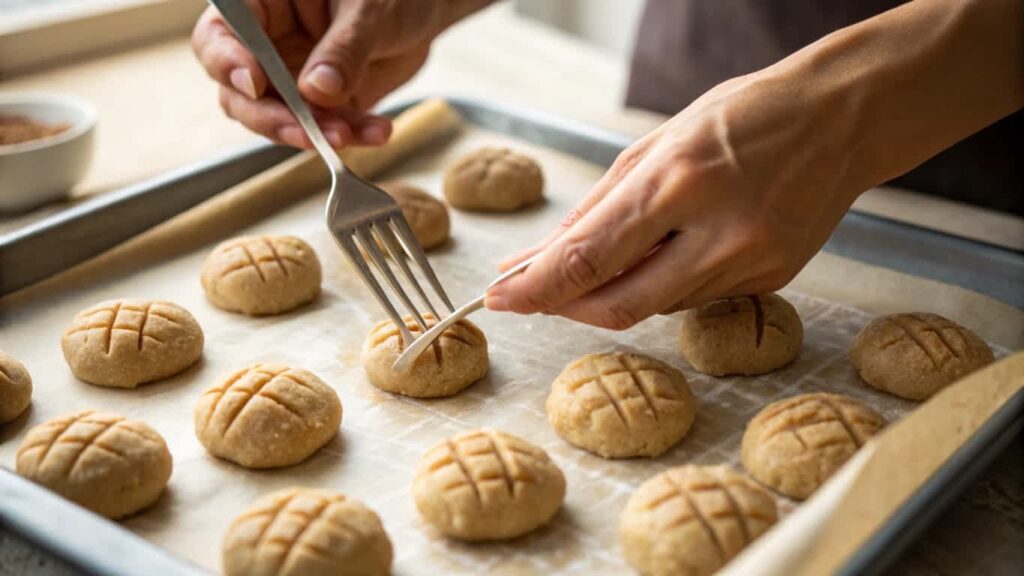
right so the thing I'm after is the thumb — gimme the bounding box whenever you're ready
[299,1,384,108]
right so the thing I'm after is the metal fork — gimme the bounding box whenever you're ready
[210,0,454,344]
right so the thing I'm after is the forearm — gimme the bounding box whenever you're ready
[766,0,1024,197]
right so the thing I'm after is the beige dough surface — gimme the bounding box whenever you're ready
[741,393,885,500]
[546,352,696,458]
[201,235,322,316]
[678,293,804,376]
[619,464,778,576]
[413,429,566,541]
[15,410,172,519]
[0,350,32,423]
[377,181,451,250]
[222,487,392,576]
[194,363,342,469]
[443,147,544,211]
[849,312,995,400]
[60,299,204,388]
[361,313,488,398]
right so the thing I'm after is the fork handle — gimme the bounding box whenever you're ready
[208,0,345,172]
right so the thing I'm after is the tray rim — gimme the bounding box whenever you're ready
[0,94,1020,576]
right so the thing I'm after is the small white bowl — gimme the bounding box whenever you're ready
[0,93,97,213]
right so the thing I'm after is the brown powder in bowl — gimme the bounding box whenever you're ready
[0,114,71,146]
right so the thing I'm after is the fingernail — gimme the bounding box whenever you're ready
[277,125,305,148]
[326,130,344,148]
[485,292,508,312]
[360,124,388,145]
[306,64,344,96]
[230,68,258,100]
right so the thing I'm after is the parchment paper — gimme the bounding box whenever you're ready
[0,102,1020,575]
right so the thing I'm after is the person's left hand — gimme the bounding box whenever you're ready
[485,70,870,329]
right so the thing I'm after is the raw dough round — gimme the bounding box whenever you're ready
[16,410,172,519]
[849,312,994,400]
[61,299,204,388]
[678,293,803,376]
[443,147,543,211]
[547,352,696,458]
[0,350,32,423]
[741,393,885,500]
[195,363,341,468]
[223,487,392,576]
[379,181,450,250]
[413,429,565,541]
[362,313,488,398]
[619,464,777,576]
[201,235,322,316]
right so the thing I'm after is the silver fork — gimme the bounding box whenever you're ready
[210,0,454,344]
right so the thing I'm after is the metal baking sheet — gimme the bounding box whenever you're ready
[0,96,1020,576]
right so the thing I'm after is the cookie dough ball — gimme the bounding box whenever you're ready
[201,235,322,316]
[678,293,803,376]
[362,313,488,398]
[443,147,543,211]
[195,363,341,468]
[62,299,204,388]
[619,465,777,576]
[379,181,450,250]
[741,393,885,500]
[850,312,994,400]
[223,487,392,576]
[413,429,565,541]
[16,410,172,519]
[0,350,32,423]
[547,352,696,458]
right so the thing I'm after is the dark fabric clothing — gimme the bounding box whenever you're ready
[626,0,1023,216]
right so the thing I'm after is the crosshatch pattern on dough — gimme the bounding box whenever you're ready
[422,430,547,502]
[368,313,485,367]
[751,394,882,452]
[211,236,314,283]
[558,352,689,425]
[870,312,990,373]
[17,410,164,476]
[224,488,391,576]
[65,300,192,354]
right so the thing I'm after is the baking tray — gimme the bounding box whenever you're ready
[0,96,1021,576]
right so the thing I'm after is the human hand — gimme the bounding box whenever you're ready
[192,0,454,149]
[486,71,869,329]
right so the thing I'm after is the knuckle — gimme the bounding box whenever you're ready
[595,302,641,331]
[560,242,603,292]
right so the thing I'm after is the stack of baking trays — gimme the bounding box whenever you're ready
[0,98,1021,576]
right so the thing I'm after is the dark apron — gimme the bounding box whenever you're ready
[627,0,1023,216]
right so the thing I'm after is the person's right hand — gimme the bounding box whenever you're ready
[192,0,456,149]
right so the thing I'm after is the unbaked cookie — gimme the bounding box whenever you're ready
[379,181,450,250]
[201,235,322,316]
[16,410,172,519]
[619,464,777,576]
[0,350,32,423]
[741,393,885,500]
[443,147,543,211]
[223,487,392,576]
[413,429,565,540]
[547,352,696,458]
[362,313,488,398]
[195,363,341,468]
[850,312,994,400]
[61,299,204,388]
[678,293,803,376]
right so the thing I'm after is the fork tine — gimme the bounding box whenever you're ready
[354,226,429,332]
[333,232,415,344]
[375,221,441,318]
[391,216,455,314]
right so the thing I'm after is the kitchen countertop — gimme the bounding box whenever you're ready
[0,4,1021,575]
